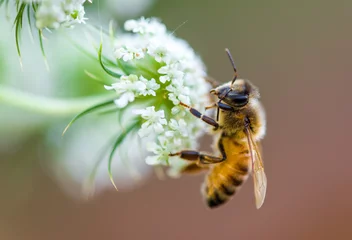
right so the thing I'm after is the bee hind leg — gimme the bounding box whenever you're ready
[170,150,226,164]
[169,139,226,165]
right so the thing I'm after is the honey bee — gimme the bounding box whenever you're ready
[169,49,267,209]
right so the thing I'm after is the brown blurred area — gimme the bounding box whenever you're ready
[1,0,352,239]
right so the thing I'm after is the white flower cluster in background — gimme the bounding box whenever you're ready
[104,17,212,175]
[35,0,91,29]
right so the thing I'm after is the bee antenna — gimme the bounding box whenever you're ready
[225,48,238,85]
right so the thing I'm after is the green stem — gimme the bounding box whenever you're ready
[0,86,114,117]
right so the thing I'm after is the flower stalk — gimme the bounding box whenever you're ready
[0,86,114,116]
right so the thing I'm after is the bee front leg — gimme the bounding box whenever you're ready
[205,103,217,110]
[205,102,233,111]
[180,102,219,129]
[205,101,233,122]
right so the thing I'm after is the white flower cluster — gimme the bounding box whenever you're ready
[105,75,160,108]
[105,17,211,174]
[35,0,91,29]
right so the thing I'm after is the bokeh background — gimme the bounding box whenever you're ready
[1,0,352,239]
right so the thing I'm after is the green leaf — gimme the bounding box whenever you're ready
[26,4,34,42]
[117,105,129,127]
[108,121,139,191]
[38,30,49,70]
[32,2,38,12]
[14,2,27,64]
[84,70,110,85]
[108,20,116,46]
[96,106,120,116]
[64,34,99,62]
[117,59,139,75]
[82,132,120,198]
[98,44,122,78]
[62,99,116,136]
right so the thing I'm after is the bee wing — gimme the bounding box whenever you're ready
[245,126,267,209]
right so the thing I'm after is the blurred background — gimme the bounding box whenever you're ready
[1,0,352,239]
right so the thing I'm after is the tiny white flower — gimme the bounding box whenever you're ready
[124,19,141,32]
[115,47,133,61]
[108,80,145,95]
[134,106,167,137]
[63,2,87,25]
[145,136,171,165]
[158,65,184,84]
[139,77,160,96]
[178,94,191,105]
[104,74,146,108]
[147,44,168,63]
[125,17,166,35]
[35,3,66,29]
[167,93,179,105]
[115,46,145,61]
[114,92,135,108]
[35,0,90,29]
[166,81,191,105]
[165,119,188,147]
[121,74,139,82]
[147,18,167,35]
[166,119,188,137]
[171,106,185,116]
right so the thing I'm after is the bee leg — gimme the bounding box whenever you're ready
[205,103,217,110]
[170,151,226,164]
[179,102,219,129]
[169,138,226,165]
[204,102,233,123]
[206,102,235,111]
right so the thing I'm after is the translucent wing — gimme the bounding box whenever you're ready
[245,126,267,209]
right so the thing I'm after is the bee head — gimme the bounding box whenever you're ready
[210,80,251,108]
[209,48,257,108]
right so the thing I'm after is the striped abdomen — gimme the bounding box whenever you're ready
[202,137,251,208]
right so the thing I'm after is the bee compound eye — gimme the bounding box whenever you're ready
[233,94,248,107]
